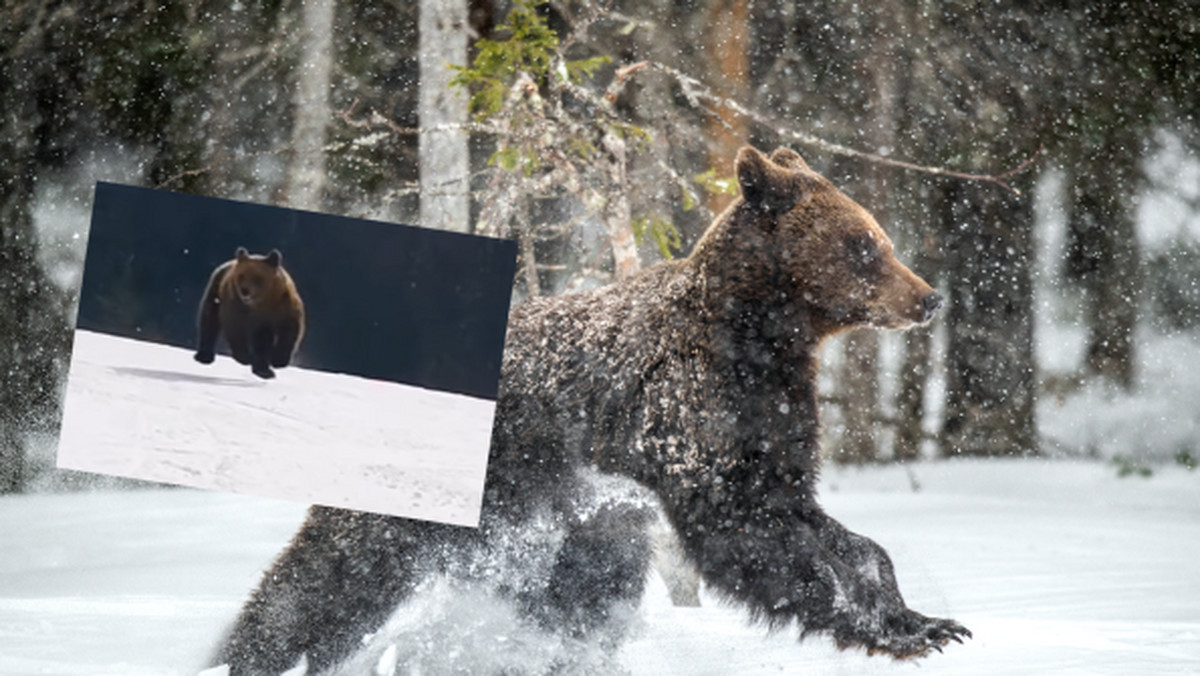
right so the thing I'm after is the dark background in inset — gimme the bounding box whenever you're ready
[76,182,517,400]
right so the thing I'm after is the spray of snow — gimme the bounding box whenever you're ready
[327,577,637,676]
[327,469,656,676]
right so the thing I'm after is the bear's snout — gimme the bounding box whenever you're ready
[921,292,944,323]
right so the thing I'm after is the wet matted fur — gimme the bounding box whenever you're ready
[214,146,968,674]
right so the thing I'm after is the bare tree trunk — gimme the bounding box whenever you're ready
[282,0,335,211]
[894,323,934,461]
[702,0,749,215]
[419,0,470,233]
[837,4,900,464]
[940,181,1038,457]
[600,131,640,280]
[876,3,938,464]
[197,6,296,200]
[0,12,70,492]
[894,184,940,462]
[517,196,542,297]
[839,331,880,463]
[1065,128,1140,389]
[0,101,40,494]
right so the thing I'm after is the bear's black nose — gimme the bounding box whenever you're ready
[922,292,944,322]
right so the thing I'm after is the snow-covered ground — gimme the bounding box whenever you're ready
[1,459,1196,675]
[16,137,1200,674]
[55,330,494,527]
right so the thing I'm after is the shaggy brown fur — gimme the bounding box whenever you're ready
[194,247,305,379]
[214,147,967,673]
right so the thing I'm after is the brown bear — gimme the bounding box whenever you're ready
[194,247,305,380]
[213,147,968,673]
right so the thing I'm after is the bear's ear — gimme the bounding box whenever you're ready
[265,249,282,267]
[235,247,249,261]
[769,147,810,171]
[735,146,813,214]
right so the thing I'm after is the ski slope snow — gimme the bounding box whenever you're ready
[55,330,495,527]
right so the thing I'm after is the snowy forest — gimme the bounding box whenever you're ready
[3,0,1200,483]
[1,1,1199,674]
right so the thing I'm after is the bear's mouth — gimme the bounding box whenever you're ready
[867,304,930,330]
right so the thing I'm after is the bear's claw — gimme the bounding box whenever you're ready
[909,616,971,657]
[857,612,970,659]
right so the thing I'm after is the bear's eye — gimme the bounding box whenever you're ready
[845,233,882,278]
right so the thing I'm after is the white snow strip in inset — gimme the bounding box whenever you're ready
[56,330,495,526]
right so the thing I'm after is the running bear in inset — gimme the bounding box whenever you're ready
[215,147,968,673]
[194,247,305,380]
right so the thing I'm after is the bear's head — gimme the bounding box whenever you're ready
[729,146,942,335]
[228,247,286,307]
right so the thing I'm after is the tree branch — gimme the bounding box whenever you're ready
[648,61,1041,194]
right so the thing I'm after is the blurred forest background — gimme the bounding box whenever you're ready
[2,0,1199,492]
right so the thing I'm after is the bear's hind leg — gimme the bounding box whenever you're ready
[519,499,654,652]
[215,507,465,675]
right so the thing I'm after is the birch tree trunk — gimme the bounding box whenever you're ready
[836,5,898,464]
[601,131,640,280]
[282,0,335,211]
[419,0,469,233]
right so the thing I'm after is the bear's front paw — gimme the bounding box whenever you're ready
[865,610,971,659]
[252,365,276,379]
[194,351,215,365]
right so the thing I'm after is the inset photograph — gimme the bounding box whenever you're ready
[55,182,517,527]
